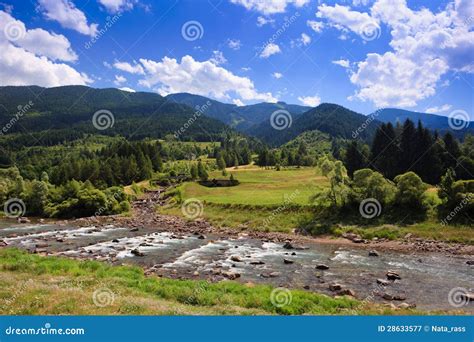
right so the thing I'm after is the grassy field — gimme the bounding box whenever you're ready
[160,166,474,243]
[180,166,328,206]
[0,248,416,315]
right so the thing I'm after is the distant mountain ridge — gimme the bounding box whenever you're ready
[374,108,473,139]
[166,92,310,132]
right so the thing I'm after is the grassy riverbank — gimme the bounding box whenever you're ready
[0,248,418,315]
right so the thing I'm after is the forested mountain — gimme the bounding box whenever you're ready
[0,86,231,143]
[375,108,473,139]
[166,92,310,131]
[249,103,382,146]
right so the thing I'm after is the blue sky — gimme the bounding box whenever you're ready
[0,0,473,118]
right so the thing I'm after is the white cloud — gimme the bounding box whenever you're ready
[316,0,474,107]
[119,86,135,92]
[332,59,350,68]
[98,0,135,13]
[0,11,77,62]
[231,0,309,15]
[38,0,98,36]
[295,32,311,47]
[256,16,275,27]
[209,50,227,65]
[425,104,452,114]
[0,10,90,87]
[272,72,283,79]
[233,98,244,106]
[298,95,321,106]
[113,61,145,74]
[260,43,281,58]
[227,39,241,50]
[134,55,276,103]
[307,20,324,33]
[114,74,126,85]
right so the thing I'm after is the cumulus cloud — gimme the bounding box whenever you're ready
[425,104,452,114]
[121,55,276,103]
[316,0,474,107]
[113,61,145,74]
[230,0,309,15]
[119,86,135,92]
[227,39,241,50]
[298,95,321,106]
[98,0,135,13]
[260,43,281,58]
[293,32,311,47]
[0,11,77,62]
[332,59,350,68]
[272,72,283,79]
[113,74,126,85]
[307,20,324,33]
[256,16,275,27]
[0,10,90,87]
[38,0,98,36]
[209,50,227,65]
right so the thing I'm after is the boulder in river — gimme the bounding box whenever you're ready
[376,279,390,286]
[17,217,30,223]
[283,241,294,249]
[131,248,144,257]
[386,271,401,280]
[382,292,406,301]
[249,260,265,265]
[221,271,240,280]
[368,250,379,257]
[230,255,242,262]
[329,283,342,291]
[316,264,329,270]
[338,289,356,297]
[260,271,281,278]
[466,260,474,265]
[283,258,294,264]
[0,240,7,247]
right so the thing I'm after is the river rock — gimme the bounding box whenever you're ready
[316,264,329,270]
[386,271,401,280]
[230,255,242,262]
[112,239,120,243]
[130,228,139,232]
[249,260,265,265]
[221,271,240,280]
[17,217,30,223]
[376,279,390,286]
[398,303,416,309]
[283,241,294,249]
[197,234,206,239]
[368,250,379,257]
[466,260,474,265]
[383,292,406,301]
[283,258,294,264]
[0,240,7,247]
[338,289,356,297]
[131,248,144,257]
[260,272,281,278]
[329,283,342,291]
[460,292,474,302]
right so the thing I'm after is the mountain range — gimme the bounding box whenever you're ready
[0,86,472,147]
